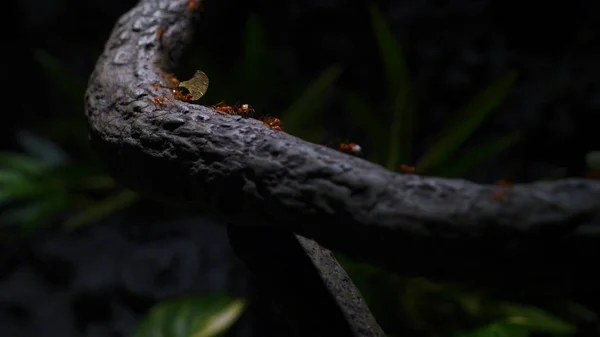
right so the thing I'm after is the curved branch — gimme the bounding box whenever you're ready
[85,0,600,290]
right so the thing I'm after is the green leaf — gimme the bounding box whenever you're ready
[34,49,85,106]
[47,162,116,191]
[455,323,531,337]
[0,197,70,232]
[63,189,139,230]
[133,294,246,337]
[423,131,522,177]
[0,153,45,175]
[500,304,575,334]
[417,70,518,171]
[16,131,70,167]
[0,170,43,201]
[280,64,343,141]
[456,305,575,337]
[369,3,414,166]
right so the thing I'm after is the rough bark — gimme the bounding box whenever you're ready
[85,0,600,297]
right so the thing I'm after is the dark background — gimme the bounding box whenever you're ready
[1,0,599,336]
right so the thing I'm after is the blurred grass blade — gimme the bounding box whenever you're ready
[34,49,85,105]
[48,163,116,191]
[280,64,343,140]
[241,14,274,104]
[64,189,139,230]
[133,294,246,337]
[17,131,70,167]
[0,153,45,174]
[500,304,575,334]
[0,197,69,232]
[454,323,531,337]
[423,131,522,177]
[585,151,600,170]
[369,4,410,100]
[369,3,414,166]
[0,170,43,202]
[386,86,409,170]
[417,70,518,171]
[343,93,387,163]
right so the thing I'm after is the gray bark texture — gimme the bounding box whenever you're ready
[85,0,600,333]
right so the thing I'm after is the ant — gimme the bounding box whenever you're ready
[339,142,362,156]
[585,170,600,180]
[187,0,202,10]
[150,82,186,103]
[399,164,417,174]
[158,73,179,88]
[492,179,513,201]
[211,101,236,115]
[150,93,178,107]
[152,97,165,106]
[234,103,254,118]
[172,88,193,102]
[262,116,282,131]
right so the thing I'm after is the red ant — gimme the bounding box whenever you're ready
[399,164,417,174]
[234,103,254,118]
[152,97,165,106]
[492,179,513,201]
[211,101,236,114]
[339,142,362,156]
[150,94,178,107]
[262,116,282,131]
[172,88,193,102]
[187,0,202,10]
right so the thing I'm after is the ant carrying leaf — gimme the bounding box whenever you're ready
[177,70,209,101]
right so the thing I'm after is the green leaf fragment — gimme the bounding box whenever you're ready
[178,70,210,101]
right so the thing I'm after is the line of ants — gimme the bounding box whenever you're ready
[147,74,517,202]
[148,76,420,172]
[149,77,281,130]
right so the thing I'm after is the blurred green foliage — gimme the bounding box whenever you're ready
[334,4,584,337]
[586,151,600,170]
[0,6,593,337]
[0,131,137,234]
[133,294,246,337]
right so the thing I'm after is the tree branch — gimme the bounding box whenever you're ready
[85,0,600,294]
[227,225,385,337]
